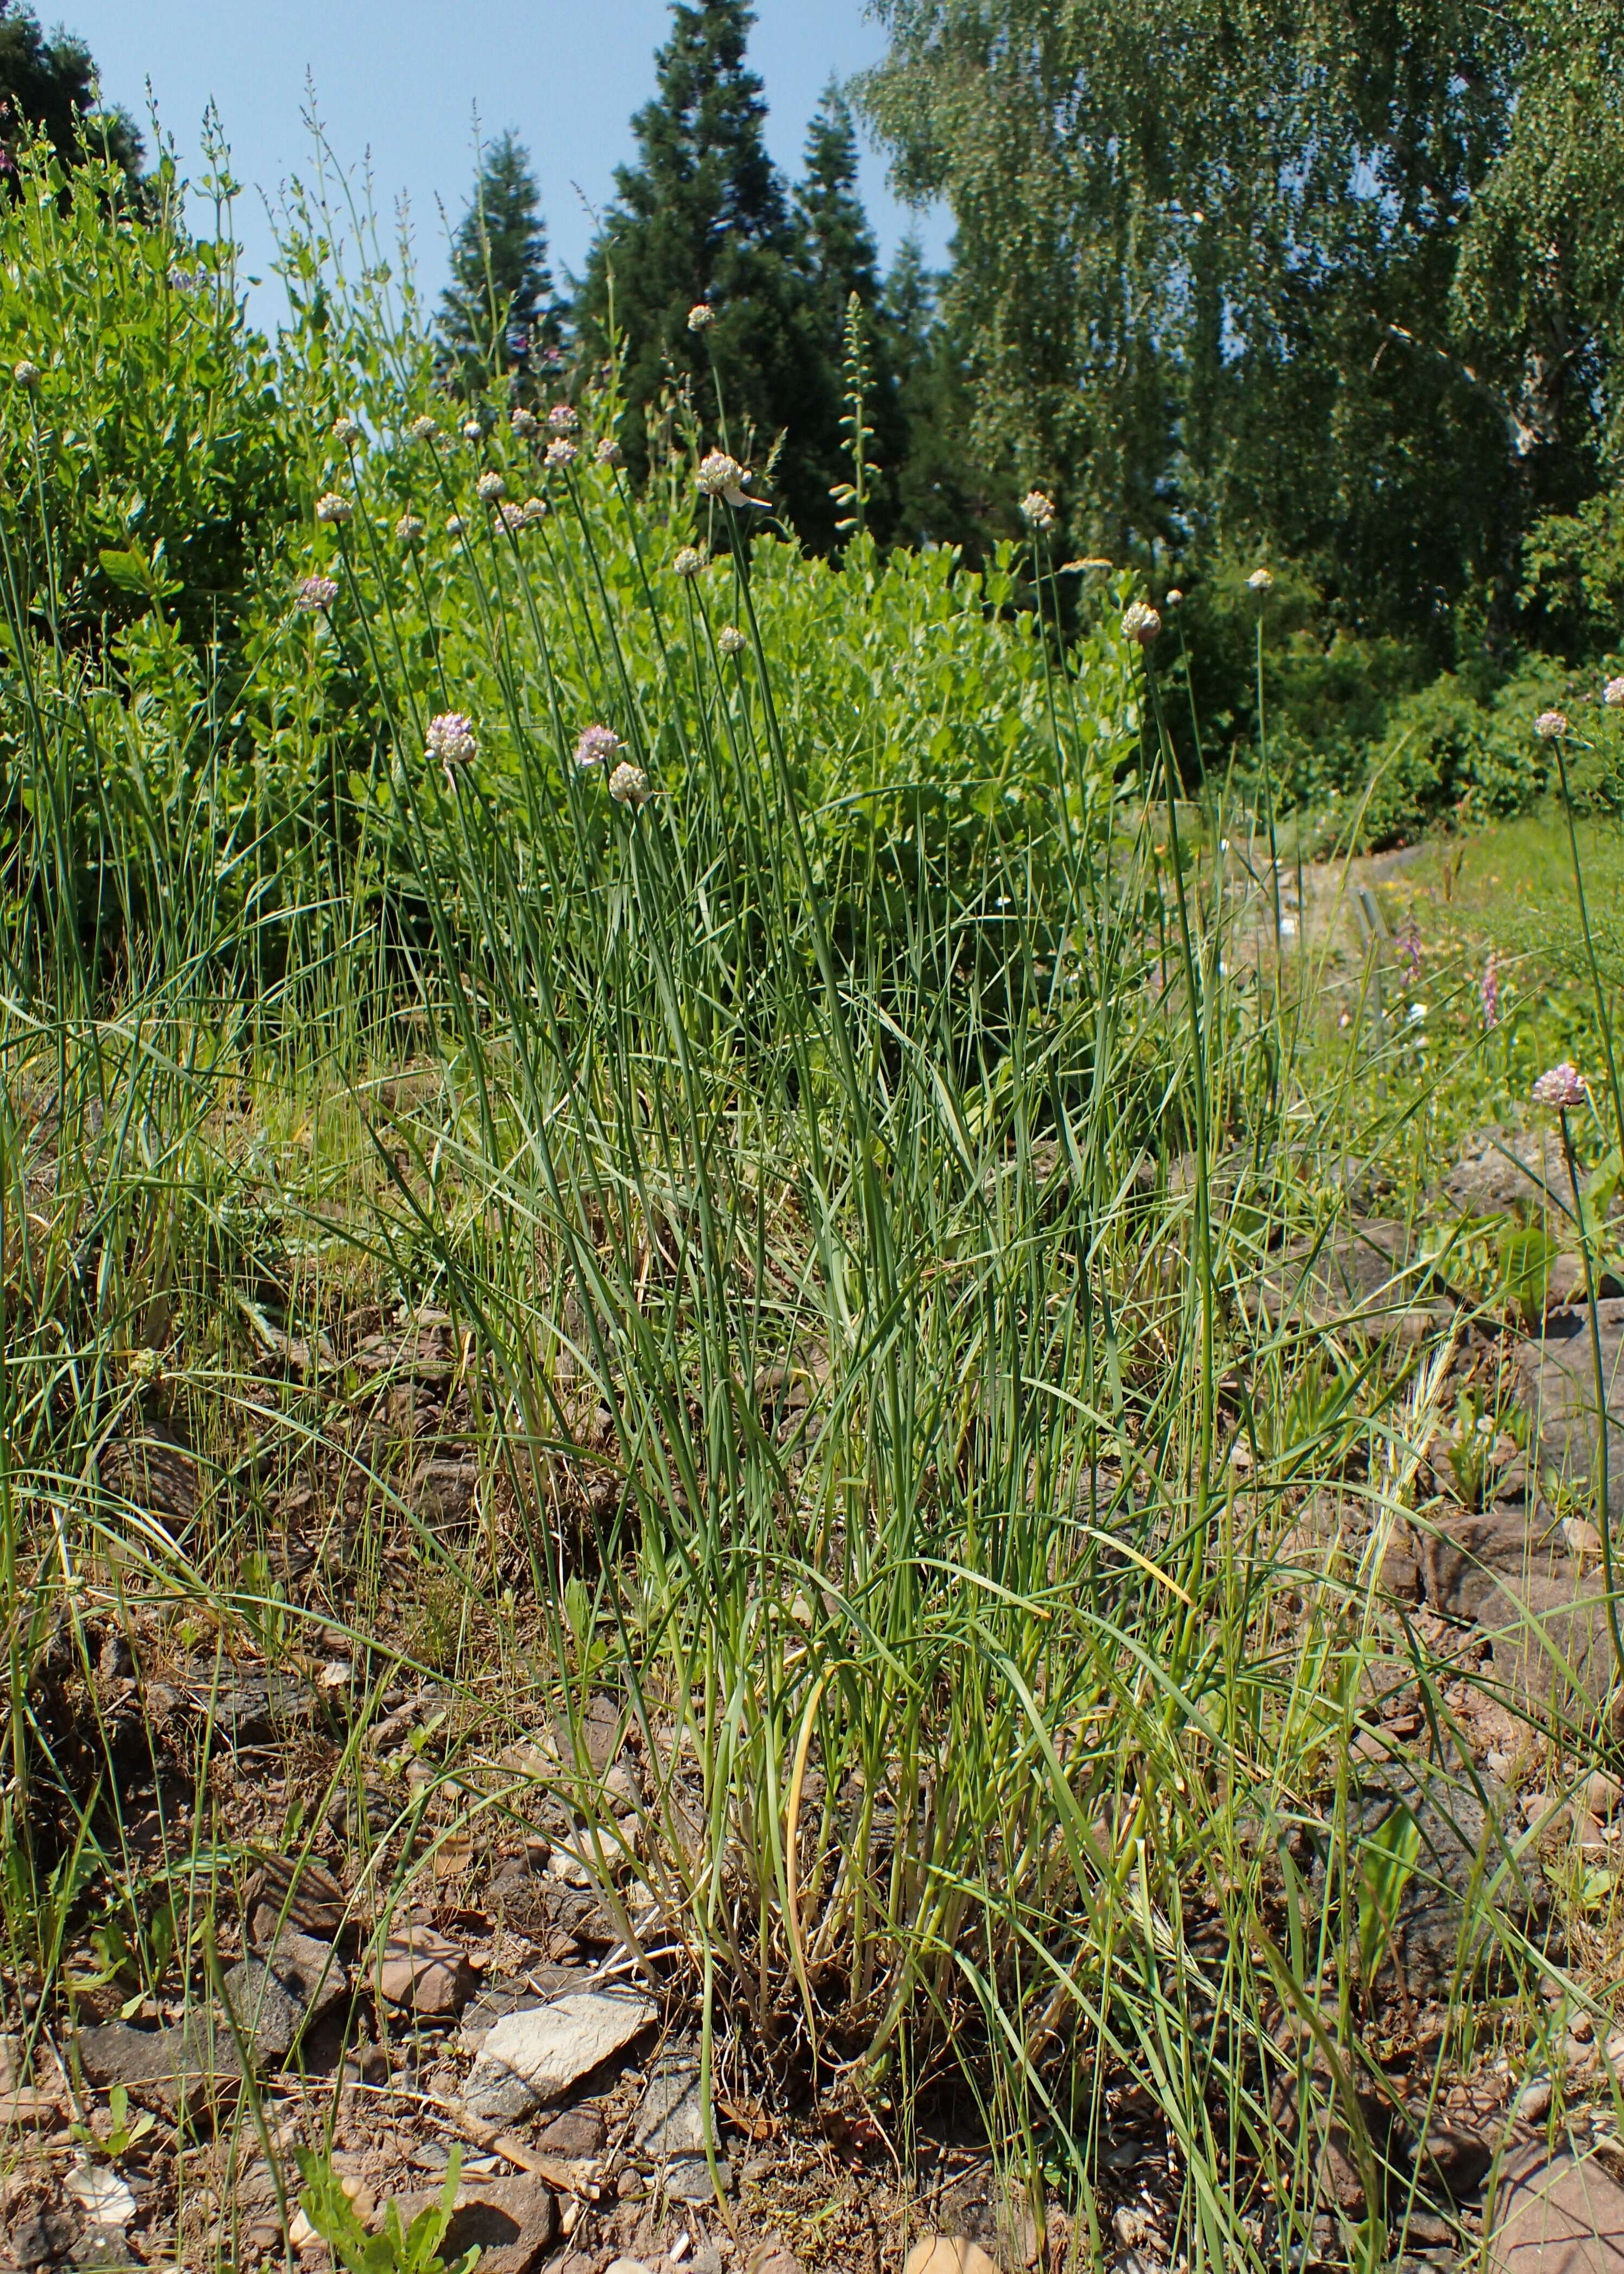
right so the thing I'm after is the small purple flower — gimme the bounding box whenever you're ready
[295,574,339,613]
[1532,1061,1588,1108]
[595,436,623,468]
[498,501,526,532]
[1394,911,1422,982]
[1480,950,1499,1031]
[511,408,539,438]
[574,723,622,771]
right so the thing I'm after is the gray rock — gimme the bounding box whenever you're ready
[1488,2143,1624,2272]
[1445,1127,1569,1221]
[75,2012,244,2116]
[385,2176,556,2274]
[1411,1501,1584,1625]
[1251,1218,1450,1336]
[221,1927,349,2063]
[461,1987,656,2121]
[1516,1302,1624,1523]
[664,2155,731,2202]
[634,2054,715,2159]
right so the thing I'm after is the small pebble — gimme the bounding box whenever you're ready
[1590,1771,1623,1819]
[618,2169,649,2201]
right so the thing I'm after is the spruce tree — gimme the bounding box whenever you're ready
[0,4,142,187]
[439,130,560,399]
[577,1,842,541]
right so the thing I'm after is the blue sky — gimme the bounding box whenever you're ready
[59,2,947,318]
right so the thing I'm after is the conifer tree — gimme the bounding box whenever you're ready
[577,0,842,541]
[439,130,560,399]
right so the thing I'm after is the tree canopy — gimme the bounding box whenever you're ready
[438,129,561,398]
[0,2,142,186]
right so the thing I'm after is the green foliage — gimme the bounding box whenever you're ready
[438,129,561,399]
[0,140,294,652]
[298,2146,479,2274]
[1523,491,1624,659]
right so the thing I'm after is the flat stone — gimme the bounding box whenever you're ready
[461,1988,656,2121]
[410,1459,478,1526]
[1412,1501,1583,1624]
[904,2244,999,2274]
[377,1925,474,2017]
[221,1929,349,2063]
[634,2054,713,2159]
[385,2178,556,2274]
[75,2013,244,2116]
[1415,2122,1494,2199]
[244,1856,349,1946]
[1489,2144,1624,2271]
[1445,1127,1570,1220]
[536,2107,604,2156]
[1516,1302,1624,1522]
[663,2155,730,2201]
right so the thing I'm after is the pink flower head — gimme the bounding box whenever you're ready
[1480,950,1499,1031]
[511,407,539,438]
[697,450,767,509]
[1532,1061,1588,1109]
[574,723,622,771]
[426,711,477,778]
[595,436,623,467]
[295,573,339,613]
[547,403,579,434]
[1535,710,1569,740]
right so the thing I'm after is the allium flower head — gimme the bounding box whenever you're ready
[1121,600,1162,648]
[499,501,526,532]
[1248,566,1275,594]
[673,545,707,578]
[395,515,424,543]
[462,419,483,443]
[688,303,715,332]
[1021,489,1057,532]
[314,492,351,525]
[608,761,651,808]
[295,573,339,613]
[717,623,747,658]
[426,711,477,775]
[522,496,548,525]
[1535,709,1569,740]
[574,723,622,771]
[697,450,767,509]
[408,415,439,443]
[476,470,507,503]
[1165,587,1184,608]
[547,403,579,434]
[545,437,578,470]
[1606,677,1624,708]
[331,415,360,445]
[1480,951,1500,1030]
[1532,1061,1588,1108]
[445,513,465,537]
[511,407,539,438]
[595,436,623,467]
[12,359,39,388]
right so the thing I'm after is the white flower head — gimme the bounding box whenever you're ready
[595,436,623,468]
[331,415,361,445]
[462,418,483,442]
[1165,587,1184,607]
[1121,600,1162,648]
[295,573,339,613]
[1532,1061,1588,1108]
[445,513,465,537]
[1605,677,1624,708]
[1535,709,1569,740]
[511,407,539,438]
[673,545,707,578]
[426,711,477,776]
[697,450,767,509]
[13,359,40,388]
[1247,566,1274,594]
[545,437,578,470]
[547,402,580,434]
[717,623,747,658]
[314,492,351,525]
[608,760,651,807]
[499,501,526,532]
[688,303,715,332]
[1021,489,1056,532]
[476,471,507,503]
[522,496,549,525]
[395,513,425,542]
[574,723,622,770]
[408,414,440,443]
